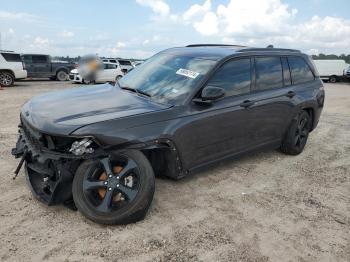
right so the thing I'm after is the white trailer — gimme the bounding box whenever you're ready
[313,59,349,83]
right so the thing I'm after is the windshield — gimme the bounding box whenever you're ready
[118,53,216,104]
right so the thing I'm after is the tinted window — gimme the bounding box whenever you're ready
[255,57,283,90]
[119,60,132,66]
[22,55,32,63]
[281,57,291,86]
[104,64,117,69]
[288,56,314,84]
[109,60,117,63]
[32,55,47,63]
[207,58,251,97]
[1,53,22,62]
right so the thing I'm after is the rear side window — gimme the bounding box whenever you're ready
[281,57,291,86]
[255,56,283,91]
[22,55,32,63]
[207,58,251,97]
[119,60,132,66]
[104,64,117,69]
[1,53,22,62]
[32,55,47,63]
[288,56,314,84]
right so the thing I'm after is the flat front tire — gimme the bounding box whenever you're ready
[72,150,155,225]
[281,110,311,155]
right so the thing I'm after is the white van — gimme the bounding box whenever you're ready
[0,51,27,86]
[313,59,349,83]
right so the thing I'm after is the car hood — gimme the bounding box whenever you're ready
[21,84,171,135]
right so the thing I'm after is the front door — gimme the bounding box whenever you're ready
[175,57,259,169]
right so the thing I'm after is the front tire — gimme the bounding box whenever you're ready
[0,72,14,87]
[281,110,311,155]
[72,150,155,225]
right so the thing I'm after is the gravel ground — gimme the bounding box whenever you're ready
[0,80,349,262]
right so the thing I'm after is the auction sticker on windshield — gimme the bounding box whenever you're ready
[176,68,200,79]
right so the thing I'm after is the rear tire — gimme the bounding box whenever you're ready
[329,75,337,83]
[281,110,311,155]
[0,72,14,87]
[72,150,155,225]
[56,70,68,81]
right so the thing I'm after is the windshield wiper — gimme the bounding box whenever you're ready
[119,85,152,98]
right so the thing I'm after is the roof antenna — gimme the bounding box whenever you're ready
[267,45,274,48]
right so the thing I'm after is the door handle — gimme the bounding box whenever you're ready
[286,91,296,98]
[240,100,255,108]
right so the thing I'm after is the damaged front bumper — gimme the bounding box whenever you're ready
[12,121,102,206]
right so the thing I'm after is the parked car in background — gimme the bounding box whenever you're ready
[70,62,124,83]
[21,54,75,81]
[118,59,134,72]
[102,58,134,73]
[312,59,349,83]
[0,50,27,86]
[345,66,350,79]
[12,44,325,225]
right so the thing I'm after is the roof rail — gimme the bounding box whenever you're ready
[186,44,247,48]
[238,47,301,53]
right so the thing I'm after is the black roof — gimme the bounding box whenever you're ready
[163,44,301,61]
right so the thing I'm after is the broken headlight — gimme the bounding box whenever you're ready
[69,138,94,156]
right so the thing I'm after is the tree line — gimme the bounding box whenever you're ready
[312,54,350,64]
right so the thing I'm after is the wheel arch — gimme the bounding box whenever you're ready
[107,138,185,180]
[55,67,69,75]
[300,106,315,132]
[0,69,15,77]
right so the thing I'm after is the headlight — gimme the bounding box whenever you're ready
[69,138,94,156]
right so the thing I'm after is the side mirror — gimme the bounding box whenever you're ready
[193,86,225,105]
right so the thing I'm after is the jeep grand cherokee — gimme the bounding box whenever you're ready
[12,44,325,225]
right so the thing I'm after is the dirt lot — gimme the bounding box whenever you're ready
[0,80,349,262]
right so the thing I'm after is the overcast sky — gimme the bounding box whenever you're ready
[1,0,349,58]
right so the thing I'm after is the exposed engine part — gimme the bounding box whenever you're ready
[69,138,94,156]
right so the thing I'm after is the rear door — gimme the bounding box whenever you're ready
[247,56,296,145]
[96,64,117,82]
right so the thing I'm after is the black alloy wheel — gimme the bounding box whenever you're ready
[294,115,309,150]
[73,150,155,224]
[83,157,140,212]
[281,110,311,155]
